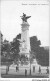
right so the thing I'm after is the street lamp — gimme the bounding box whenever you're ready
[29,51,32,75]
[30,58,31,75]
[29,51,35,75]
[26,53,31,75]
[27,51,32,75]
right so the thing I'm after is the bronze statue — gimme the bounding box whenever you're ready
[20,13,31,22]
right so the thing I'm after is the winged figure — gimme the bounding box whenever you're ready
[20,13,31,22]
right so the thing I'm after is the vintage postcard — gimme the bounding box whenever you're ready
[0,0,50,80]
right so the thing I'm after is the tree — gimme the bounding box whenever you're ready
[17,33,21,39]
[30,36,41,52]
[35,47,49,66]
[30,36,49,66]
[1,32,3,55]
[1,39,12,58]
[10,34,21,61]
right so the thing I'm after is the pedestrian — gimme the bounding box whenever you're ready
[33,66,35,73]
[25,69,27,77]
[16,66,19,72]
[46,67,49,74]
[8,65,9,71]
[39,66,41,74]
[6,66,8,74]
[16,66,18,72]
[17,66,19,71]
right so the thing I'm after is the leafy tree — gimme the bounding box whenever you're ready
[30,36,41,52]
[10,34,21,61]
[30,36,49,66]
[1,32,49,66]
[17,33,21,39]
[1,32,3,55]
[1,39,11,59]
[35,47,49,66]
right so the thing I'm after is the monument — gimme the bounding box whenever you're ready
[19,13,31,57]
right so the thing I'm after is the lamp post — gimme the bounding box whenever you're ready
[29,51,34,75]
[27,51,32,75]
[27,53,31,75]
[29,51,31,75]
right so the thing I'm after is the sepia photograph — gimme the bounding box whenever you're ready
[0,0,49,78]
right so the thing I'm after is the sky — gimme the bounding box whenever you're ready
[1,0,49,46]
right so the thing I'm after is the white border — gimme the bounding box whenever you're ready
[0,0,50,81]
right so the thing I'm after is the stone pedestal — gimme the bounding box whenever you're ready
[19,21,30,57]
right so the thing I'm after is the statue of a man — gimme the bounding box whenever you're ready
[21,13,31,22]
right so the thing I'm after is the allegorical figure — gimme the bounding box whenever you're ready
[20,13,31,22]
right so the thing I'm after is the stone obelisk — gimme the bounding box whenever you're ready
[19,13,31,57]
